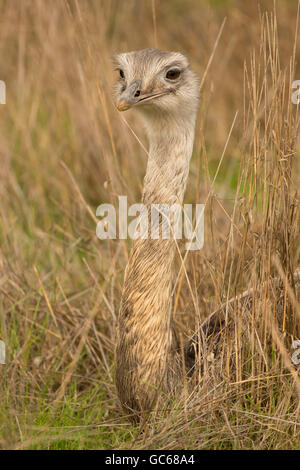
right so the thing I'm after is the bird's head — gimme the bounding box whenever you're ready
[113,48,199,118]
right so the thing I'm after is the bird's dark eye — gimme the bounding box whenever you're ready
[119,69,125,79]
[166,69,181,80]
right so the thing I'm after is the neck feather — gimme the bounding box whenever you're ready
[143,114,196,205]
[116,111,197,415]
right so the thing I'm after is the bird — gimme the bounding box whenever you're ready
[113,48,300,423]
[114,48,200,421]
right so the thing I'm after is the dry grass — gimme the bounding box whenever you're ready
[0,0,299,449]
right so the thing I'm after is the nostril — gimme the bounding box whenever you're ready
[134,90,141,98]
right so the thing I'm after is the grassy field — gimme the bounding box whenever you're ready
[0,0,300,449]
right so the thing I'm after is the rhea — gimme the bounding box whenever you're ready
[114,48,199,420]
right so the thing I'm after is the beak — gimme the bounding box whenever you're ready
[116,80,169,112]
[116,80,142,111]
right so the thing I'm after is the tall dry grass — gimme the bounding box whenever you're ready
[0,0,299,449]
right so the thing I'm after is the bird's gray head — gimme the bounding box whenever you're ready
[113,48,199,118]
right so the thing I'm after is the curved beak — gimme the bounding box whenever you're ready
[116,80,169,112]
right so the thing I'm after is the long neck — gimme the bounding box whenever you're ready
[116,112,196,417]
[143,111,196,205]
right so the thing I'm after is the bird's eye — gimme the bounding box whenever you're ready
[166,69,181,80]
[119,69,125,79]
